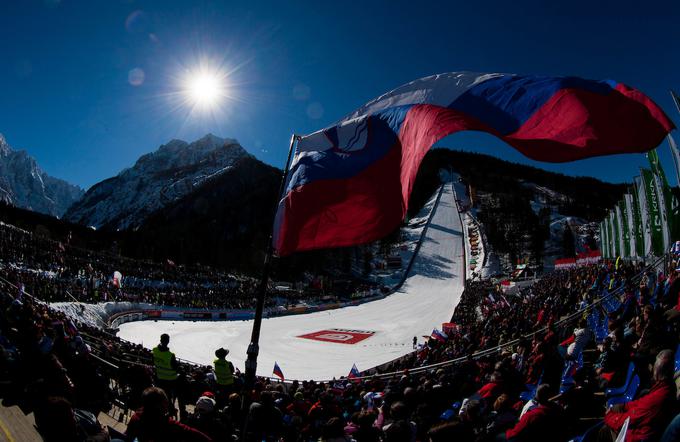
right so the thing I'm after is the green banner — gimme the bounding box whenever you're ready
[631,186,645,257]
[599,221,604,258]
[648,149,677,245]
[671,187,680,242]
[618,201,630,257]
[611,210,620,257]
[641,168,664,255]
[623,194,637,257]
[648,149,669,187]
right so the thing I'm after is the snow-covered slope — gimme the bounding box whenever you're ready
[523,182,598,268]
[64,134,253,230]
[0,134,83,217]
[117,181,466,380]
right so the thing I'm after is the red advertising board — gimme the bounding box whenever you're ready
[298,328,375,345]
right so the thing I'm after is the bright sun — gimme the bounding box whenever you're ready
[184,70,226,108]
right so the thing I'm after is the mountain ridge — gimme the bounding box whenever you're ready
[64,133,253,230]
[0,133,84,217]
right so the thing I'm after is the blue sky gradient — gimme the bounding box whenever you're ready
[1,0,679,188]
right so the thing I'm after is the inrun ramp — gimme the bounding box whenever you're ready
[118,182,465,380]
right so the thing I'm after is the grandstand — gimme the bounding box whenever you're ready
[0,179,678,440]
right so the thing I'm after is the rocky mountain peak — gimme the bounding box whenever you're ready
[0,133,11,156]
[64,134,254,230]
[0,134,83,217]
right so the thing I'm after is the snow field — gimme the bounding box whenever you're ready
[118,182,466,380]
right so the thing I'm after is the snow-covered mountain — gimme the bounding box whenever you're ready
[0,134,83,217]
[64,134,253,230]
[519,181,598,269]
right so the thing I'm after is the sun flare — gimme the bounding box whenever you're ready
[183,69,227,109]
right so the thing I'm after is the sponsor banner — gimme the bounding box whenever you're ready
[631,182,645,257]
[617,202,629,257]
[636,175,653,257]
[606,219,613,259]
[575,250,601,265]
[555,258,577,269]
[668,133,680,187]
[624,194,636,257]
[603,220,611,260]
[608,219,614,259]
[182,312,212,320]
[641,168,664,255]
[647,151,674,251]
[556,251,601,269]
[608,212,616,258]
[611,209,621,257]
[654,173,671,252]
[298,328,376,345]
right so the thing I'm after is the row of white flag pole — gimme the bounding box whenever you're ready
[600,91,680,260]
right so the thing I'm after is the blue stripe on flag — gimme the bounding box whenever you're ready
[285,105,411,192]
[450,76,615,135]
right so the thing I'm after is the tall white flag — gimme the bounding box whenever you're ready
[624,194,636,257]
[654,173,671,252]
[615,205,625,257]
[668,134,680,187]
[635,175,653,257]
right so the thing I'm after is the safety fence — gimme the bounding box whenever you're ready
[0,241,668,389]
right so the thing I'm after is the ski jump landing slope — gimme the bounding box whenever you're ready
[118,183,466,380]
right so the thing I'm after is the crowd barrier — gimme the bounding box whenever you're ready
[55,255,663,387]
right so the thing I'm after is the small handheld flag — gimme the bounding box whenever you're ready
[348,363,360,380]
[273,361,284,381]
[430,329,447,343]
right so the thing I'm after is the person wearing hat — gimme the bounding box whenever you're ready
[214,347,235,402]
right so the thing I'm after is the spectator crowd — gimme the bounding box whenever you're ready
[0,222,680,440]
[0,222,381,310]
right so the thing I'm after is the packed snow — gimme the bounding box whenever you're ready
[118,181,466,380]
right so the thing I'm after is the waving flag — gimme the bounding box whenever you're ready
[430,328,448,343]
[112,271,123,288]
[274,72,673,256]
[272,361,284,381]
[348,363,360,380]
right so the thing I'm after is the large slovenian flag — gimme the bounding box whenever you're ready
[274,72,674,256]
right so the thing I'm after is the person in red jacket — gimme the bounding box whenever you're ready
[600,349,678,442]
[125,387,211,442]
[503,384,564,441]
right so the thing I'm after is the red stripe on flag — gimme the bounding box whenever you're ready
[506,87,672,162]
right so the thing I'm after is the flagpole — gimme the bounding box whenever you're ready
[670,90,680,117]
[244,133,299,390]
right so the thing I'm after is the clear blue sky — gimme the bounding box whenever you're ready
[1,0,679,189]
